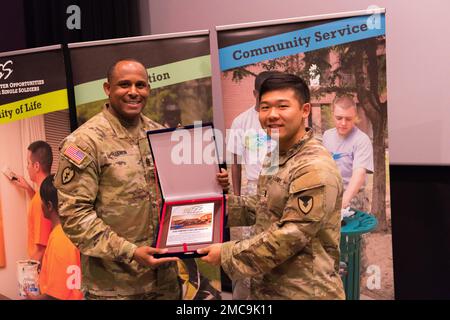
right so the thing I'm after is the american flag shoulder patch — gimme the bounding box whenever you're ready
[64,144,87,165]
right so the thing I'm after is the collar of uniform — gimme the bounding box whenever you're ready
[102,104,148,139]
[278,127,314,166]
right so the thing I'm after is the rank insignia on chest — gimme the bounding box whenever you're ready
[64,145,87,165]
[298,196,313,215]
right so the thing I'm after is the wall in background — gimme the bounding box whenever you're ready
[0,1,26,52]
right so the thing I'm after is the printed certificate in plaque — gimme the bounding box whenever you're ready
[166,203,214,246]
[147,124,225,258]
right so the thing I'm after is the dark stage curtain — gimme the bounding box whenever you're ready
[391,165,450,299]
[23,0,141,47]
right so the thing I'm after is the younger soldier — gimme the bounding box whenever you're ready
[204,73,345,300]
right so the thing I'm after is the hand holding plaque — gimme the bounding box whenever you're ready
[147,124,225,258]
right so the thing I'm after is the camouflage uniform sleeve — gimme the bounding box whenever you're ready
[226,194,257,227]
[221,169,341,280]
[54,137,137,263]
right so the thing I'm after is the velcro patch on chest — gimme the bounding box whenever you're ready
[63,144,87,165]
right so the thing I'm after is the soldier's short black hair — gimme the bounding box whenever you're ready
[259,73,310,104]
[254,71,284,92]
[28,140,52,174]
[40,174,58,211]
[106,58,148,83]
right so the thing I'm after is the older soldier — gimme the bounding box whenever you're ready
[204,73,345,299]
[54,59,180,300]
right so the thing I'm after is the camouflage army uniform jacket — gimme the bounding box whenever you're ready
[54,105,179,298]
[221,128,345,300]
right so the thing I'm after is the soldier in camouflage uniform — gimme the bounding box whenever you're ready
[204,73,345,299]
[54,59,180,300]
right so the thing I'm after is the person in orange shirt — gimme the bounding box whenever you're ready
[12,141,52,262]
[26,174,83,300]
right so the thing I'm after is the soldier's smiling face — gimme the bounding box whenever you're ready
[103,60,150,122]
[259,88,310,152]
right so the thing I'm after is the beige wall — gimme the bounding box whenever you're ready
[0,121,29,299]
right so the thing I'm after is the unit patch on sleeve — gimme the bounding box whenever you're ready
[298,195,313,215]
[61,167,75,185]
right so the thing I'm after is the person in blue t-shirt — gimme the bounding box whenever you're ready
[323,94,373,212]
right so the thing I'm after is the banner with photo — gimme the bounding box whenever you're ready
[0,45,71,297]
[68,32,221,300]
[217,9,393,299]
[0,45,71,174]
[69,31,213,128]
